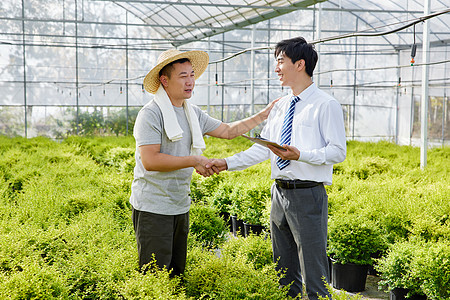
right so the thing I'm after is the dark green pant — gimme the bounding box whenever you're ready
[132,208,189,276]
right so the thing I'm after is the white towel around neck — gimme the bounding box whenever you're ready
[153,85,205,155]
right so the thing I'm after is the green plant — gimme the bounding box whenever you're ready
[119,261,188,300]
[188,203,227,249]
[327,214,387,265]
[221,235,273,270]
[184,247,289,300]
[0,136,448,299]
[240,182,271,225]
[206,180,235,214]
[190,172,226,204]
[377,239,450,299]
[412,240,450,300]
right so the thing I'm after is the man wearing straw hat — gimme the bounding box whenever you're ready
[130,49,278,276]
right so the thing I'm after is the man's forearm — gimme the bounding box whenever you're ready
[142,152,197,172]
[226,112,266,139]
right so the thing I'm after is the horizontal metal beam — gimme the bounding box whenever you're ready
[92,0,424,14]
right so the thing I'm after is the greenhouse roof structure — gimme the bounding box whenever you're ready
[100,0,450,47]
[0,0,449,153]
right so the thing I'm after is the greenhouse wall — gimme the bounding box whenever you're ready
[0,0,448,146]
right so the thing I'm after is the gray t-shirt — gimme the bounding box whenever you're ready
[129,100,222,215]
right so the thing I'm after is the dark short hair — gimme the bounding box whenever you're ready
[274,37,318,77]
[159,58,191,78]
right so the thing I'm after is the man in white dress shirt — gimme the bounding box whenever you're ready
[206,37,346,299]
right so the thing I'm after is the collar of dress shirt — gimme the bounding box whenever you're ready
[291,82,317,102]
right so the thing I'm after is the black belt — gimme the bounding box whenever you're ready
[275,179,321,189]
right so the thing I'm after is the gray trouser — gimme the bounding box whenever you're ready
[270,183,331,300]
[132,208,189,276]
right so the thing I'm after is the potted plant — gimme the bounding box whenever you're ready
[207,181,235,230]
[376,239,450,300]
[189,203,227,249]
[327,214,387,292]
[240,184,270,237]
[415,240,450,300]
[228,187,245,237]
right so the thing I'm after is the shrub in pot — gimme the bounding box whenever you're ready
[375,240,426,299]
[415,240,450,300]
[327,214,387,292]
[228,185,245,237]
[188,203,227,249]
[328,214,387,265]
[207,181,234,228]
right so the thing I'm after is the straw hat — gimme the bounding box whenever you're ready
[143,49,209,94]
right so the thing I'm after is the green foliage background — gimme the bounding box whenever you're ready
[0,135,448,299]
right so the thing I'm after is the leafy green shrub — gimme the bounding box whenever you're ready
[412,240,450,300]
[0,260,68,299]
[103,147,135,173]
[118,261,188,300]
[184,247,289,300]
[190,172,226,204]
[189,203,227,249]
[376,240,426,297]
[377,239,450,299]
[205,180,235,214]
[239,182,271,225]
[351,156,390,180]
[328,214,387,265]
[221,235,273,270]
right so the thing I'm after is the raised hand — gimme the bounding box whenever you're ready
[259,96,282,120]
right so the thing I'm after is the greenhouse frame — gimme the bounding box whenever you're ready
[1,0,449,152]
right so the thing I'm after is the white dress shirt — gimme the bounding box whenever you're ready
[225,83,346,185]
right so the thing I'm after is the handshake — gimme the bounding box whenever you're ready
[193,157,228,177]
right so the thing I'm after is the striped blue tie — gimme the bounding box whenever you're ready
[276,96,300,170]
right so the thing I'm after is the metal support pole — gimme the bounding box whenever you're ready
[351,19,359,140]
[315,3,322,88]
[395,50,400,144]
[409,67,415,145]
[267,19,271,105]
[443,46,448,146]
[126,12,129,135]
[250,25,255,136]
[420,0,431,168]
[21,0,27,138]
[207,37,211,115]
[221,33,225,122]
[75,0,79,135]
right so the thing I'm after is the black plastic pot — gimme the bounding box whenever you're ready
[219,211,232,232]
[389,288,427,300]
[243,222,264,237]
[331,260,369,292]
[231,215,245,237]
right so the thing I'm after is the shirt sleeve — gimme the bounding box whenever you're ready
[225,120,271,171]
[298,100,347,165]
[192,105,222,135]
[133,106,163,147]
